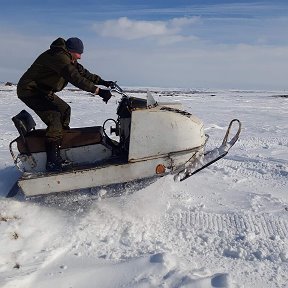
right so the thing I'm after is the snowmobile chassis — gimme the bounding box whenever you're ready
[8,84,241,197]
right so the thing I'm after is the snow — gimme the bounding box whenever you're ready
[0,84,288,287]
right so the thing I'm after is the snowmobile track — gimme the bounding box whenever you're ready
[174,211,288,238]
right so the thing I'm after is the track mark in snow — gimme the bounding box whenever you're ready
[174,210,288,238]
[211,155,288,188]
[169,210,288,263]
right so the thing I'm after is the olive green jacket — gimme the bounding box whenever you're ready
[17,38,102,98]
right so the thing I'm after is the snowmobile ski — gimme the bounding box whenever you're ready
[175,119,241,182]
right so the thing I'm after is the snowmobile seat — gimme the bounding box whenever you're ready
[16,126,104,154]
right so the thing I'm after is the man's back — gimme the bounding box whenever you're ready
[17,38,71,97]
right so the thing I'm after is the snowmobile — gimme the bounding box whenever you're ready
[9,84,241,197]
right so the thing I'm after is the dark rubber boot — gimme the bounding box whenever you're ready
[46,139,63,172]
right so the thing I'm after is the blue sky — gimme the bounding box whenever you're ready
[1,0,288,89]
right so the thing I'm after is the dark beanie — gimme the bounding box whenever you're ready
[66,37,84,54]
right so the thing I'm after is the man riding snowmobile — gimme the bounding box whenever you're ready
[17,37,115,172]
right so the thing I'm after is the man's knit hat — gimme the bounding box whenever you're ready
[66,37,84,54]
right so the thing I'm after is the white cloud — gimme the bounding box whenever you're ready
[169,17,199,28]
[92,16,199,42]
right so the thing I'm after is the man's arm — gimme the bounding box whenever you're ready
[60,63,97,93]
[76,63,114,88]
[60,63,112,103]
[75,63,103,85]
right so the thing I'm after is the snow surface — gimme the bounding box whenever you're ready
[0,84,288,288]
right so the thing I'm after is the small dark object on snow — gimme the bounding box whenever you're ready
[272,95,288,98]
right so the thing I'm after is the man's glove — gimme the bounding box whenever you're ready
[99,79,116,89]
[98,88,112,103]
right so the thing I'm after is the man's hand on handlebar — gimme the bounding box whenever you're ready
[96,87,112,103]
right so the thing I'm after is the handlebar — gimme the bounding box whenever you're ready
[111,82,130,98]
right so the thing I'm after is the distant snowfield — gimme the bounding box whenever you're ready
[0,84,287,288]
